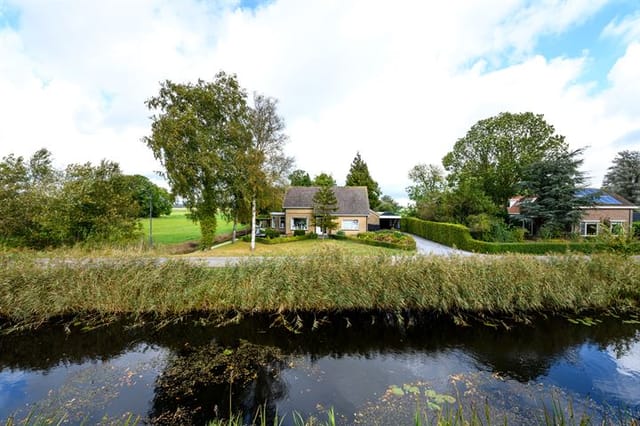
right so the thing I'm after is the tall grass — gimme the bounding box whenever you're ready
[1,249,639,329]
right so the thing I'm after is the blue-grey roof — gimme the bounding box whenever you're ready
[575,188,635,206]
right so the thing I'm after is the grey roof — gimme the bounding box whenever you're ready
[283,186,370,215]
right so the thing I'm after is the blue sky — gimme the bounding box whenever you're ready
[1,0,639,204]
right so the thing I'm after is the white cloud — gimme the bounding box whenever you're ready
[1,0,639,204]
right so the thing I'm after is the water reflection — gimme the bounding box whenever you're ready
[0,314,639,424]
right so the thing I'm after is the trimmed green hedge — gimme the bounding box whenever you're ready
[401,217,640,255]
[242,232,318,245]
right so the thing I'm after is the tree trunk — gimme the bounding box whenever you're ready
[250,197,257,251]
[232,213,237,243]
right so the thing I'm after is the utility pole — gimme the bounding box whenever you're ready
[148,192,153,248]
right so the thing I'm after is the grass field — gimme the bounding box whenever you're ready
[190,238,410,257]
[141,208,243,245]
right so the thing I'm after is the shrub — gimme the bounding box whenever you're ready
[401,217,640,255]
[293,229,306,237]
[468,214,524,242]
[354,230,416,251]
[633,222,640,239]
[263,228,280,239]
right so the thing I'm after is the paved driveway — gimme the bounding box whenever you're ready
[410,234,473,256]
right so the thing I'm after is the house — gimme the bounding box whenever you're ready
[265,186,376,236]
[508,188,638,236]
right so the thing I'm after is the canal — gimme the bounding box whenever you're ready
[1,314,639,424]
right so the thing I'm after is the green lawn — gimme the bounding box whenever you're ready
[187,238,410,257]
[141,208,242,245]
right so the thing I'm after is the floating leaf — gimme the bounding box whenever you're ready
[389,385,404,396]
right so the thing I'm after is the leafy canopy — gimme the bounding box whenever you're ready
[143,72,252,247]
[289,169,312,186]
[313,172,336,187]
[443,112,567,209]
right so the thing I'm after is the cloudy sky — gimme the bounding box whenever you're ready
[1,0,639,205]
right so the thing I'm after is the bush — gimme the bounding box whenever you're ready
[263,228,280,239]
[293,229,306,237]
[401,217,640,255]
[468,214,524,242]
[633,222,640,239]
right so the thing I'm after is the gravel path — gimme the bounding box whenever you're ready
[410,234,473,256]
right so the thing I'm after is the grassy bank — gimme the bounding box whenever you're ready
[1,249,639,330]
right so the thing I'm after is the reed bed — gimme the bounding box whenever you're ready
[1,248,639,330]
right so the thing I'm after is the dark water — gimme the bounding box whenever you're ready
[1,314,639,424]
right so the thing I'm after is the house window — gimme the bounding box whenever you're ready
[579,221,598,236]
[279,217,285,229]
[292,217,308,231]
[611,221,625,235]
[342,219,359,231]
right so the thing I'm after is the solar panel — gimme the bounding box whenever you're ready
[597,195,622,205]
[575,188,623,205]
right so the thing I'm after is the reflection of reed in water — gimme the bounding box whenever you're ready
[149,340,287,425]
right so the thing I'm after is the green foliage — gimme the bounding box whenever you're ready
[401,217,640,254]
[243,232,317,244]
[288,169,312,186]
[123,174,173,218]
[143,72,252,246]
[345,152,381,209]
[263,228,280,239]
[406,163,447,203]
[443,112,568,210]
[633,222,640,239]
[519,148,590,237]
[467,214,524,242]
[293,229,306,237]
[355,230,416,250]
[312,184,338,235]
[0,149,141,249]
[312,172,336,187]
[602,150,640,205]
[377,195,401,213]
[443,178,498,223]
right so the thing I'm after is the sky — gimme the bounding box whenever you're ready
[1,0,640,206]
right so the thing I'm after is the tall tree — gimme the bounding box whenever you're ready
[519,148,590,237]
[123,175,173,218]
[406,163,447,203]
[443,112,568,210]
[244,93,293,250]
[602,150,640,205]
[312,183,338,236]
[345,152,381,209]
[377,194,401,213]
[312,172,336,187]
[143,72,251,247]
[288,169,312,186]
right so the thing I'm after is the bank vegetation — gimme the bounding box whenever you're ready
[1,249,639,331]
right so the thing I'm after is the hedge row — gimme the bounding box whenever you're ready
[328,235,416,251]
[401,217,640,255]
[242,232,318,245]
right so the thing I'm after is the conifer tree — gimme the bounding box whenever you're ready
[345,152,381,209]
[602,150,640,205]
[312,184,338,236]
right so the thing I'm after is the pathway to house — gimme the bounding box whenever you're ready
[410,234,473,256]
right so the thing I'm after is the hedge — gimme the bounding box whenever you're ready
[401,217,640,255]
[242,232,318,245]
